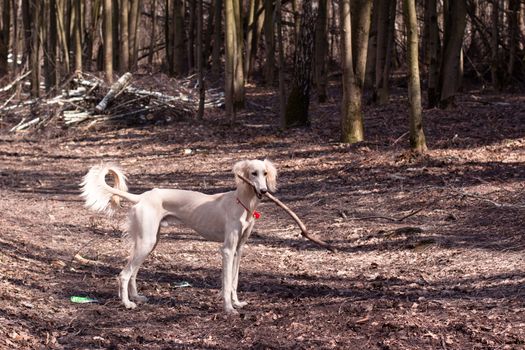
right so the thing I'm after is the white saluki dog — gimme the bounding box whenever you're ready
[80,159,277,314]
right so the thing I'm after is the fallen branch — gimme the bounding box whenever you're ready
[452,189,525,209]
[95,72,133,112]
[236,173,336,252]
[349,206,427,222]
[0,70,31,92]
[10,117,40,132]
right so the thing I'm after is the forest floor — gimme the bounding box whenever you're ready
[0,79,524,349]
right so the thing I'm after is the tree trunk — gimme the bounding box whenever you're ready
[438,0,466,108]
[103,0,113,83]
[12,0,19,83]
[21,0,32,63]
[263,0,275,85]
[340,0,363,143]
[30,0,41,97]
[249,0,264,78]
[284,0,318,128]
[404,0,427,153]
[165,0,173,72]
[44,0,58,90]
[188,0,196,72]
[508,0,519,80]
[341,0,372,143]
[119,0,130,72]
[315,0,328,103]
[56,0,70,75]
[365,0,380,89]
[129,0,141,69]
[245,0,256,80]
[225,0,236,118]
[112,0,119,69]
[197,0,205,118]
[233,0,244,107]
[148,0,157,66]
[425,0,439,108]
[490,0,501,90]
[374,0,396,104]
[352,0,373,86]
[172,0,188,76]
[0,0,11,76]
[276,0,286,128]
[211,0,222,78]
[73,0,82,73]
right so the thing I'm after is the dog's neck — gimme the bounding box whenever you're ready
[235,185,260,212]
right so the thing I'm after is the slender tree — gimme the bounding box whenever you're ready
[438,0,467,108]
[276,0,286,127]
[404,0,427,153]
[284,0,318,127]
[425,0,439,108]
[73,0,83,73]
[233,0,244,107]
[197,0,205,118]
[103,0,113,83]
[119,0,130,73]
[340,0,372,143]
[148,0,157,66]
[263,0,275,84]
[30,0,41,97]
[373,0,396,104]
[224,0,237,117]
[172,0,188,76]
[315,0,328,103]
[211,0,222,78]
[0,0,11,76]
[490,0,501,90]
[129,0,141,69]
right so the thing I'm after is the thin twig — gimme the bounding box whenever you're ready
[349,199,439,222]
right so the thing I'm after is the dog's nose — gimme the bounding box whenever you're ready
[260,189,268,194]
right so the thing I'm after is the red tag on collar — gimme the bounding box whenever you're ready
[253,211,261,219]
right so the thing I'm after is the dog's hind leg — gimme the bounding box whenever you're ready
[119,205,161,309]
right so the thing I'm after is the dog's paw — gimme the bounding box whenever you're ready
[131,295,149,303]
[123,301,137,309]
[224,306,239,315]
[233,300,248,308]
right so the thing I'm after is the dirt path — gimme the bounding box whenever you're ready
[1,88,524,349]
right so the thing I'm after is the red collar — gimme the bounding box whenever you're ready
[236,198,261,219]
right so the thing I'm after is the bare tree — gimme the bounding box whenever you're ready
[173,0,188,76]
[315,0,328,103]
[340,0,372,143]
[404,0,427,153]
[0,0,11,76]
[284,0,318,127]
[103,0,113,83]
[119,0,130,72]
[437,0,466,108]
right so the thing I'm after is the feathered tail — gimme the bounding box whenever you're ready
[80,164,140,215]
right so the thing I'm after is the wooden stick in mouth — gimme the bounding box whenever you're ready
[236,173,337,252]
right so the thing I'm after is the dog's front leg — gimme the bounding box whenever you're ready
[221,227,240,314]
[231,222,254,308]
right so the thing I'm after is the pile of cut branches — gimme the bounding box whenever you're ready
[4,72,223,132]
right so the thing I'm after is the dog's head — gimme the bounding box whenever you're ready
[233,159,277,198]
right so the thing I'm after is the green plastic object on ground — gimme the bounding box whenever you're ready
[70,296,98,303]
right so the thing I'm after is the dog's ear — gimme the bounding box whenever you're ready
[264,159,278,192]
[233,160,250,187]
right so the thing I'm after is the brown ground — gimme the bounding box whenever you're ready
[1,83,524,349]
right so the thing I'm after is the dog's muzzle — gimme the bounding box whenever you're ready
[255,188,267,199]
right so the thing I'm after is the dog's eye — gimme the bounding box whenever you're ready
[251,171,257,176]
[264,171,268,176]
